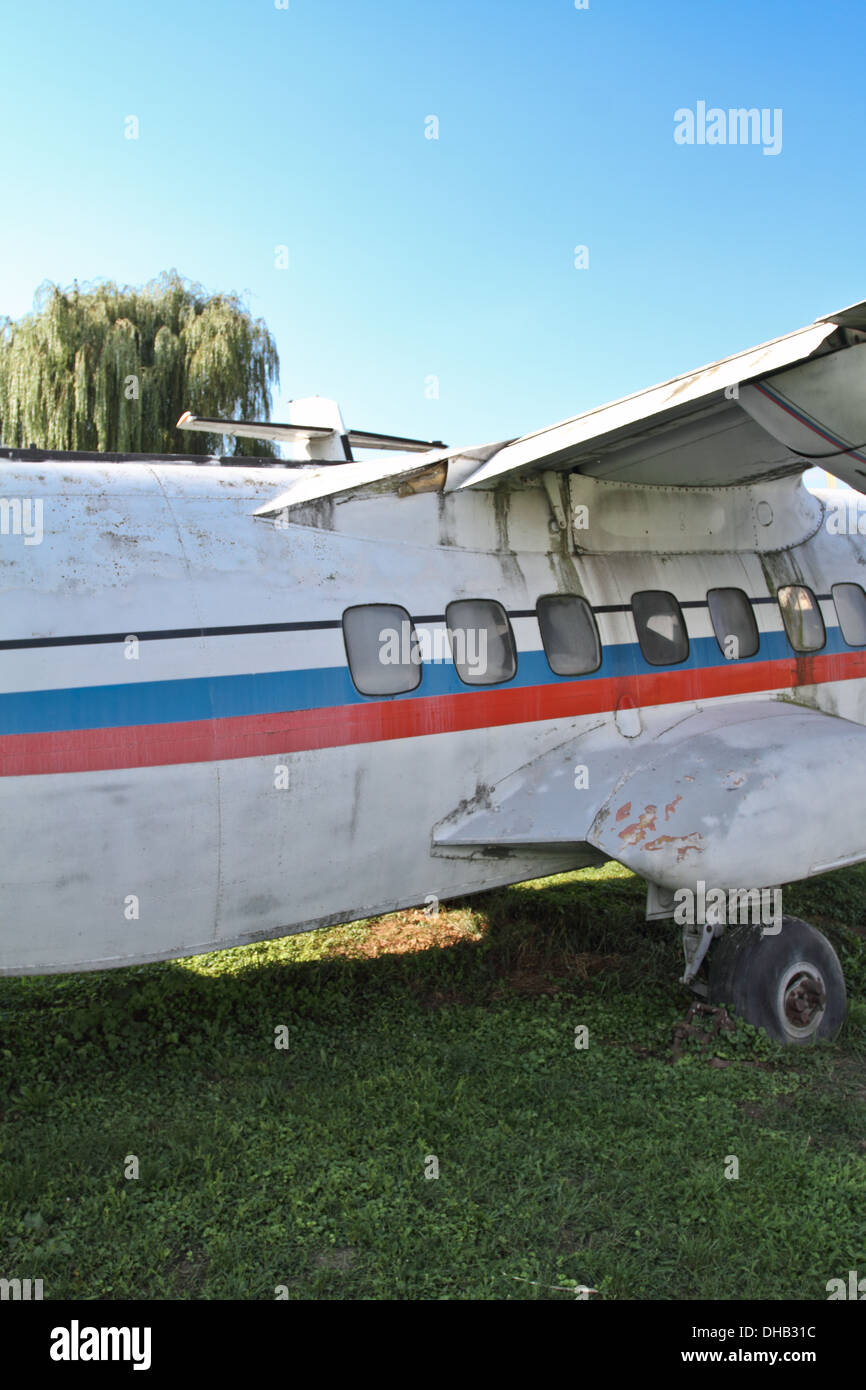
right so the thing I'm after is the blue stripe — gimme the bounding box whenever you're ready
[0,630,851,737]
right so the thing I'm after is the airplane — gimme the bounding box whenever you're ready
[3,302,866,1047]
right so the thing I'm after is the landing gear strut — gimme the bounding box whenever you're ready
[706,916,846,1045]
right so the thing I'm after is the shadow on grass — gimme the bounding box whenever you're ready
[2,863,865,1058]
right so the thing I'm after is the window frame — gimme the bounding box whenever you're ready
[444,597,518,688]
[706,586,760,661]
[832,581,866,648]
[776,584,826,654]
[536,592,602,677]
[341,602,423,698]
[630,589,690,667]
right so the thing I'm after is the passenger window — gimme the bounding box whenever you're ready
[631,591,689,666]
[707,588,759,660]
[445,599,516,686]
[342,604,422,696]
[537,594,601,676]
[832,583,866,647]
[777,585,825,653]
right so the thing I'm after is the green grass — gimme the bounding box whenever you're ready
[1,862,864,1300]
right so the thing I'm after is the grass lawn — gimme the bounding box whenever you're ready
[1,862,864,1300]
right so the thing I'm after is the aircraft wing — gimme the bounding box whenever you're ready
[452,304,866,493]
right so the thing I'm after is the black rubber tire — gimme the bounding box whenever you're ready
[707,915,846,1044]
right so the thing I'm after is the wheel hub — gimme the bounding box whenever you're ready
[779,962,826,1038]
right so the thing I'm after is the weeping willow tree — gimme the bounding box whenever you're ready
[0,271,280,456]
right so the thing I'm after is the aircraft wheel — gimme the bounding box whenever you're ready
[707,915,846,1045]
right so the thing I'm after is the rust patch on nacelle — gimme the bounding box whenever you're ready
[615,801,632,822]
[664,795,682,820]
[722,770,748,789]
[618,804,657,845]
[644,831,704,861]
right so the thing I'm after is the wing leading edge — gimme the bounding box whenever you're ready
[455,309,866,492]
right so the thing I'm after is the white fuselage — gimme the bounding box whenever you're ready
[2,456,865,974]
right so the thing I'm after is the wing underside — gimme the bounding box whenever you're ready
[455,309,866,493]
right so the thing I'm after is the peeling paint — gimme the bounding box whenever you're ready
[619,804,658,845]
[722,772,747,789]
[644,831,704,860]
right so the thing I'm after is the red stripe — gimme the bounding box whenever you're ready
[3,650,866,776]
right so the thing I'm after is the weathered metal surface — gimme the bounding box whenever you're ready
[567,473,823,554]
[587,701,866,894]
[433,698,866,902]
[251,440,502,514]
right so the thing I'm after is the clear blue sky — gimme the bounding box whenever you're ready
[2,0,865,456]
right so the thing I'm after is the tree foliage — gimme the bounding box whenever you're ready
[0,271,280,456]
